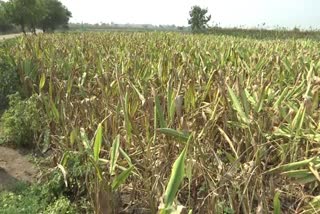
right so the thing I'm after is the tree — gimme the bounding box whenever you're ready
[39,0,71,32]
[188,6,211,33]
[0,1,14,33]
[4,0,71,34]
[4,0,45,34]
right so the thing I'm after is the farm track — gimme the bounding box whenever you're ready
[0,31,42,41]
[0,33,22,41]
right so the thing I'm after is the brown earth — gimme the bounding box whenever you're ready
[0,146,38,190]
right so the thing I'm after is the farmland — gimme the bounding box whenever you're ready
[0,32,319,213]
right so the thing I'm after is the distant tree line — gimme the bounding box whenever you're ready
[0,0,71,34]
[68,22,190,32]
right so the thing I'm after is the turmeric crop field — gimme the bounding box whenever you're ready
[0,32,319,213]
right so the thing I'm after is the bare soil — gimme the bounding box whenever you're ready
[0,146,37,190]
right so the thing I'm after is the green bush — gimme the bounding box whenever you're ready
[0,180,76,214]
[0,93,43,146]
[0,50,20,110]
[43,196,76,214]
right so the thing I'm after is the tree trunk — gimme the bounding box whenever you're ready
[31,23,36,35]
[21,24,26,35]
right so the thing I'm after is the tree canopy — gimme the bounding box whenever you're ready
[1,0,71,34]
[188,6,211,33]
[39,0,71,32]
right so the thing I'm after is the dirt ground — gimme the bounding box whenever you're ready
[0,146,37,190]
[0,30,43,41]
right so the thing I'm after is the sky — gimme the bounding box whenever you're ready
[60,0,320,29]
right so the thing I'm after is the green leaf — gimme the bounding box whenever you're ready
[273,191,281,214]
[167,85,176,125]
[110,135,120,175]
[255,83,268,113]
[245,89,257,106]
[155,95,167,128]
[90,157,103,181]
[274,87,289,108]
[227,85,250,124]
[67,76,73,95]
[93,123,103,162]
[280,169,312,178]
[119,147,132,165]
[267,157,319,174]
[240,86,250,116]
[164,146,187,208]
[291,104,306,131]
[295,174,318,185]
[158,128,189,142]
[39,73,46,90]
[50,100,59,122]
[124,92,132,141]
[112,166,134,191]
[70,129,77,146]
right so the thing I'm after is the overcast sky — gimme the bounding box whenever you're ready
[60,0,320,29]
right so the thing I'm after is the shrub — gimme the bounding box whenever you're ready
[43,196,76,214]
[0,93,43,146]
[0,180,76,214]
[0,54,20,110]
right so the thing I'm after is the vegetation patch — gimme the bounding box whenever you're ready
[0,179,77,214]
[0,93,44,146]
[0,46,20,110]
